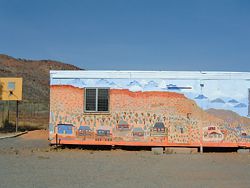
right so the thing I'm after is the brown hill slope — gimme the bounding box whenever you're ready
[51,86,223,128]
[0,54,82,130]
[206,108,250,126]
[0,54,82,102]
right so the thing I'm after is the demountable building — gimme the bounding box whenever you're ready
[49,70,250,148]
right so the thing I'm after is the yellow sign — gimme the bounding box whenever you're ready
[0,78,22,101]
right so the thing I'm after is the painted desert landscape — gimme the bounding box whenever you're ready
[50,84,250,147]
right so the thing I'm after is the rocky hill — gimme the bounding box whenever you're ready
[0,54,82,102]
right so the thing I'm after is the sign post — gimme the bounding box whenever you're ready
[16,101,19,133]
[0,78,22,131]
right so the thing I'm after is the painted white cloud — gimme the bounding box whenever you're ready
[159,80,166,88]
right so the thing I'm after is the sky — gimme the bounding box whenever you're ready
[0,0,250,71]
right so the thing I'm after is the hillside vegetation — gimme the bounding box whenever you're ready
[0,54,81,102]
[0,54,82,130]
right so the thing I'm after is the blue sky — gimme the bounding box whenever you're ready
[0,0,250,71]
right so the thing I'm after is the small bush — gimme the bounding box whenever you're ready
[0,119,15,132]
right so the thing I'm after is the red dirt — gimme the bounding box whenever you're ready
[20,130,48,140]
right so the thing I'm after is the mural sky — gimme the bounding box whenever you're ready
[51,78,250,117]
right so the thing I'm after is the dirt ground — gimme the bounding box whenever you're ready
[0,131,250,188]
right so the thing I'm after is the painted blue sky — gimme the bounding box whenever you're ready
[1,0,250,71]
[51,78,249,116]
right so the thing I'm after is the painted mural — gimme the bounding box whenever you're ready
[49,77,250,147]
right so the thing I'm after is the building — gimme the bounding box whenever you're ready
[132,127,144,137]
[77,125,93,137]
[95,126,112,141]
[150,122,167,137]
[49,71,250,147]
[55,124,75,135]
[117,120,130,131]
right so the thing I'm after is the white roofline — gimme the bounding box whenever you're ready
[50,70,250,80]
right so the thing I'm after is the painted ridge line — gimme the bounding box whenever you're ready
[0,131,28,139]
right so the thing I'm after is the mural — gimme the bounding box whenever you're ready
[49,77,250,147]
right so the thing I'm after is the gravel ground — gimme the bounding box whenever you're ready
[0,136,250,188]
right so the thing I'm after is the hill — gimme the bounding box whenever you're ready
[0,54,82,102]
[206,108,250,126]
[0,54,82,130]
[50,86,224,143]
[51,86,222,126]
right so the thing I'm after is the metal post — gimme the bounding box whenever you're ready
[56,133,58,146]
[16,100,18,133]
[200,144,203,154]
[7,100,10,123]
[199,82,204,154]
[1,101,4,127]
[200,122,203,154]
